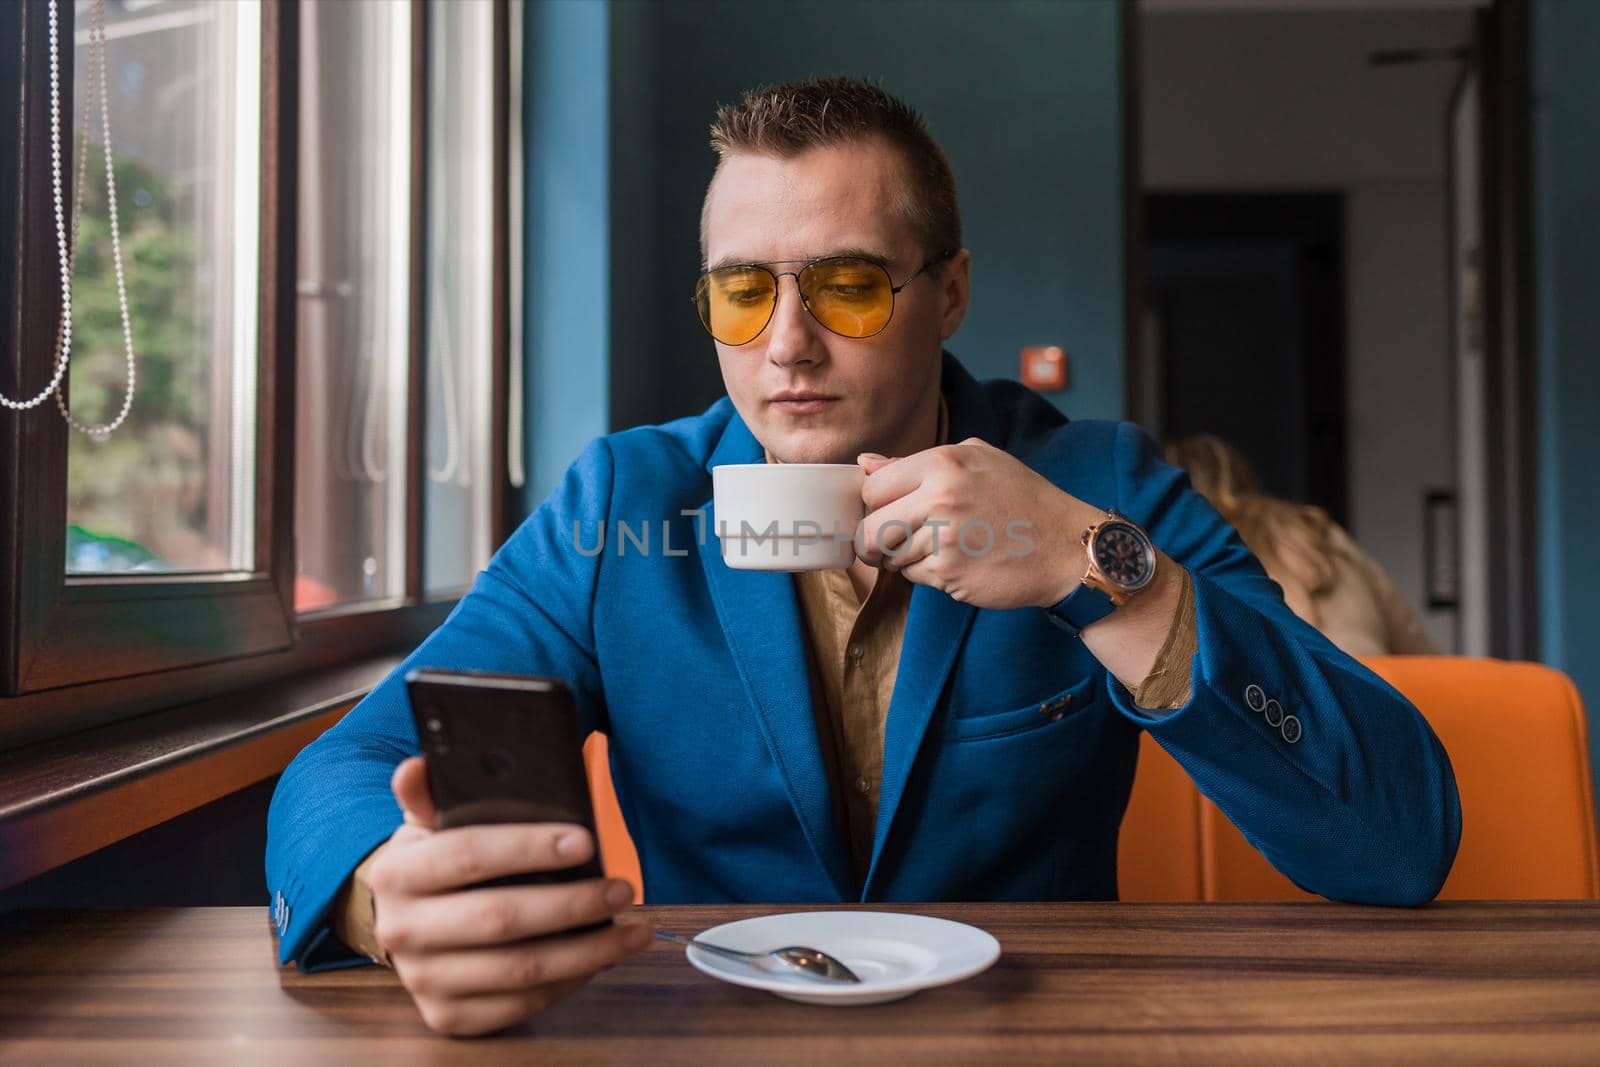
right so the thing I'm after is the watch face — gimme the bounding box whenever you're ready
[1091,521,1155,590]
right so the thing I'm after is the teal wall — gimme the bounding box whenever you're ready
[525,0,1127,504]
[523,0,611,503]
[1532,0,1600,798]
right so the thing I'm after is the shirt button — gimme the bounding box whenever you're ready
[855,775,872,795]
[1281,715,1303,744]
[1263,699,1284,728]
[848,645,864,662]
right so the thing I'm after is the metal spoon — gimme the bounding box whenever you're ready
[655,929,863,983]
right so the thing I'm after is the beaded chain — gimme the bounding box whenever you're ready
[1,0,138,442]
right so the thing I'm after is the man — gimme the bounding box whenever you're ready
[267,77,1460,1036]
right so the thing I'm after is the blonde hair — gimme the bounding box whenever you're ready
[1164,434,1336,598]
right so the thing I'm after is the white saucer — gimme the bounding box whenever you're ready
[683,911,1001,1006]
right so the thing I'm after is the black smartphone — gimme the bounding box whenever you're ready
[404,668,607,897]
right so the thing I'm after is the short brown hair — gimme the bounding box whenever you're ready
[703,76,962,259]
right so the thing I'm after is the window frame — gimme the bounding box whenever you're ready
[0,0,519,751]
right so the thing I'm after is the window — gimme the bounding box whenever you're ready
[0,0,521,748]
[64,0,263,578]
[294,0,413,612]
[425,0,500,598]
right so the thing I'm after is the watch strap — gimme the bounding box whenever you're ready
[1046,581,1117,637]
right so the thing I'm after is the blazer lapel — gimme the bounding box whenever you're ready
[696,414,855,901]
[860,585,978,899]
[862,353,1005,898]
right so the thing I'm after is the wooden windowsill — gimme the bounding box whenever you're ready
[0,656,401,891]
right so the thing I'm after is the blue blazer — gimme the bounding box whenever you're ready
[267,352,1461,970]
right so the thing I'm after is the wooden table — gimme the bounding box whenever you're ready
[3,902,1598,1065]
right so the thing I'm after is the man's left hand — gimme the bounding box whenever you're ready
[856,438,1103,611]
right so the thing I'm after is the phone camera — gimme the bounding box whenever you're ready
[480,749,516,781]
[422,712,449,753]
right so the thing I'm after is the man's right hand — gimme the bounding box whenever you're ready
[364,756,652,1037]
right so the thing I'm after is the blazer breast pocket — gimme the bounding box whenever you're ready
[941,676,1100,743]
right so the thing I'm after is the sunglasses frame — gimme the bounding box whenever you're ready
[694,249,958,346]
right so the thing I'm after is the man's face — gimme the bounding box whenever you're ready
[701,139,970,464]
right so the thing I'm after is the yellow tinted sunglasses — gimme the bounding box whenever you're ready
[694,251,956,346]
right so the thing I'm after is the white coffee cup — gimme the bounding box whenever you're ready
[711,463,865,571]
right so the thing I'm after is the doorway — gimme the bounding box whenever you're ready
[1135,0,1496,653]
[1144,193,1347,524]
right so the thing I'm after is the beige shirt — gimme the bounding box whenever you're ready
[793,545,916,883]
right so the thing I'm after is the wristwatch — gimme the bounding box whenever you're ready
[1046,510,1159,636]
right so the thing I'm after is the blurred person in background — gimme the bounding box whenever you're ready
[1165,433,1437,658]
